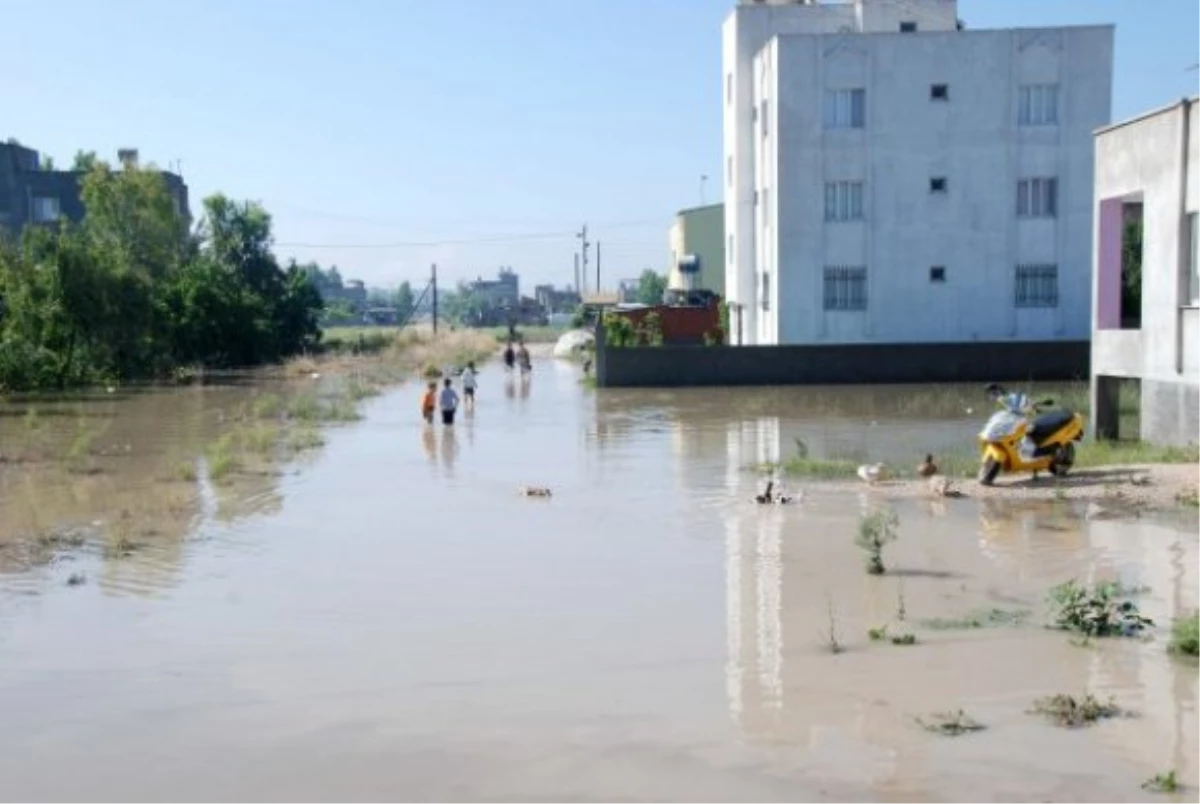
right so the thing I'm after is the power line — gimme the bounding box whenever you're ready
[274,217,666,249]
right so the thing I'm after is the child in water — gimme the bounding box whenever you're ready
[421,381,437,424]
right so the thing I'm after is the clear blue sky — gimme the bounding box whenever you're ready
[3,0,1196,291]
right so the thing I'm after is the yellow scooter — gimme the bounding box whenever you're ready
[977,384,1085,486]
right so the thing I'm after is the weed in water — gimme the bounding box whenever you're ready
[855,509,898,575]
[916,710,986,736]
[1177,487,1200,508]
[1168,611,1199,657]
[241,423,280,454]
[1047,579,1154,637]
[1028,693,1122,728]
[825,595,843,654]
[891,633,918,646]
[287,393,321,422]
[66,572,87,587]
[205,434,240,483]
[252,393,285,419]
[1142,771,1179,794]
[895,579,907,621]
[868,625,889,642]
[288,425,325,453]
[781,456,860,479]
[176,460,198,483]
[921,608,1031,631]
[343,377,380,402]
[64,420,97,470]
[323,395,362,423]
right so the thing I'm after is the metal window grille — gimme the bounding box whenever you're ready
[1015,264,1059,308]
[823,266,868,311]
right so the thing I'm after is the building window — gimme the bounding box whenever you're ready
[930,84,949,101]
[824,88,865,129]
[930,177,947,193]
[1187,212,1199,304]
[824,266,868,311]
[761,271,770,311]
[930,266,946,283]
[32,196,61,223]
[899,21,917,32]
[1019,84,1059,126]
[825,181,864,221]
[726,73,732,106]
[1015,264,1059,308]
[1017,177,1058,218]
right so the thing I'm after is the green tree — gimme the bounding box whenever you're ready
[636,269,667,305]
[1121,215,1142,322]
[395,280,415,318]
[41,156,56,171]
[72,150,100,172]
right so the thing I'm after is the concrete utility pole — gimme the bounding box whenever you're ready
[431,263,438,335]
[577,224,590,295]
[595,241,601,293]
[573,252,580,293]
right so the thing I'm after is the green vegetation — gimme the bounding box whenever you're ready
[1168,611,1199,657]
[1029,693,1122,728]
[890,633,918,646]
[1142,771,1179,794]
[635,268,668,305]
[1074,440,1199,468]
[825,595,843,654]
[921,608,1030,631]
[485,325,566,344]
[205,434,240,484]
[855,509,898,575]
[868,625,889,642]
[0,160,323,392]
[916,710,986,736]
[1047,580,1154,638]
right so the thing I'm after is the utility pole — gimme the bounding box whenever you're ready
[573,252,580,293]
[596,241,601,293]
[577,224,589,296]
[431,263,438,335]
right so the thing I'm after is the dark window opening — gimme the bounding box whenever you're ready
[930,84,949,101]
[930,177,947,193]
[930,266,946,283]
[1120,202,1143,329]
[900,21,917,32]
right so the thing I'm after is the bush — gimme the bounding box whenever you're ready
[1169,611,1199,657]
[1047,580,1154,638]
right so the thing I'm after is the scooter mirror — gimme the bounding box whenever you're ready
[1039,398,1055,407]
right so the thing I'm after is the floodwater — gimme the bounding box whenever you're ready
[0,360,1196,802]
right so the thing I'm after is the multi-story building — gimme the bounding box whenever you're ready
[668,203,725,297]
[468,267,520,308]
[1091,97,1198,446]
[722,0,1113,346]
[0,142,190,237]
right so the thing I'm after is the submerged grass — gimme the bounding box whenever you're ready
[921,608,1030,631]
[1028,693,1123,728]
[1142,771,1180,794]
[916,710,986,736]
[1168,611,1199,657]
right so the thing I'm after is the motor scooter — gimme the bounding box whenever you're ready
[977,383,1085,486]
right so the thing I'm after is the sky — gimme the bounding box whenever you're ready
[2,0,1197,292]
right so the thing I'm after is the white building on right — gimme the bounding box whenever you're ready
[1090,97,1199,446]
[722,0,1114,347]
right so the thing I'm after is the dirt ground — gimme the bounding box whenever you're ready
[813,462,1199,510]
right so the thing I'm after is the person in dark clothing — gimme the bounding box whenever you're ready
[503,340,516,371]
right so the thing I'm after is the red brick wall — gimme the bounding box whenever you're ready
[608,299,722,345]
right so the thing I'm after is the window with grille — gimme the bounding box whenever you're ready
[823,88,865,129]
[824,181,864,222]
[930,84,949,101]
[1015,264,1059,308]
[1019,84,1059,126]
[823,266,868,311]
[1017,177,1058,218]
[929,177,948,193]
[899,21,917,32]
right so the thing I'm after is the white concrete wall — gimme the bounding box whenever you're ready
[724,2,1112,346]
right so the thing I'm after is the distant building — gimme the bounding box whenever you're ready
[1091,97,1199,446]
[617,278,643,304]
[321,279,368,313]
[533,283,581,314]
[0,142,190,237]
[468,267,520,307]
[668,203,725,296]
[723,0,1113,346]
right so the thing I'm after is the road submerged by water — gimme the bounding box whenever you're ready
[0,357,1196,802]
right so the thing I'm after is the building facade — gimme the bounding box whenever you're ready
[1091,98,1199,446]
[722,0,1113,346]
[0,142,190,237]
[668,203,725,296]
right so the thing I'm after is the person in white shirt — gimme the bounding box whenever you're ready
[438,377,459,426]
[461,361,478,409]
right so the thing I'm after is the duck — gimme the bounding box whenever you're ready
[774,490,796,504]
[521,486,552,498]
[917,454,938,478]
[857,463,885,485]
[754,481,775,504]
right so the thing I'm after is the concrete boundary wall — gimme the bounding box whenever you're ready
[594,328,1089,388]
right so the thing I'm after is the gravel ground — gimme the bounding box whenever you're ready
[812,462,1199,510]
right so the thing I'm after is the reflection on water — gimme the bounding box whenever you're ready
[0,367,1194,801]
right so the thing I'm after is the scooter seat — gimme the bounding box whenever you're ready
[1030,410,1076,444]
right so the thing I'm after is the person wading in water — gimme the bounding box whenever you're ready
[503,340,516,372]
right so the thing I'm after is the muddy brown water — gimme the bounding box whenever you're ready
[0,361,1196,802]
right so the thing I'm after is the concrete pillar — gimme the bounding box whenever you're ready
[1091,375,1122,440]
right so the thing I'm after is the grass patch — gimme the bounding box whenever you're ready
[921,608,1030,631]
[1029,693,1122,728]
[1177,487,1200,508]
[1168,611,1199,657]
[175,460,198,483]
[1142,771,1180,794]
[1048,580,1154,638]
[286,393,322,422]
[344,377,380,402]
[252,393,286,419]
[205,434,240,483]
[890,633,917,646]
[1076,440,1199,468]
[868,625,889,642]
[855,509,898,575]
[324,395,362,422]
[288,425,325,453]
[240,423,280,454]
[777,456,860,479]
[916,710,986,736]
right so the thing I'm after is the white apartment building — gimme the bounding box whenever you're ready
[722,0,1113,345]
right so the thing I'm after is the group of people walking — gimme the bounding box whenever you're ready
[420,338,533,427]
[504,339,532,374]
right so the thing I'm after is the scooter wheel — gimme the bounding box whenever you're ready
[1049,444,1076,477]
[978,458,1001,486]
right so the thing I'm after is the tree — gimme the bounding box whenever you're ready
[72,150,100,172]
[636,269,667,306]
[395,280,415,318]
[1121,215,1143,323]
[41,156,56,171]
